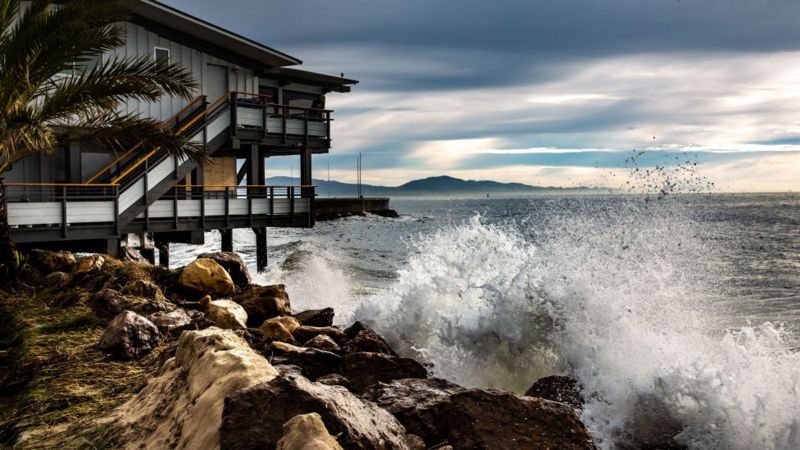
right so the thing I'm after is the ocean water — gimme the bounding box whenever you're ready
[172,193,800,450]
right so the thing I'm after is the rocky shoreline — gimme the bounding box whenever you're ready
[0,250,596,450]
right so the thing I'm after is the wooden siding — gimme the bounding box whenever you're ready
[112,22,260,121]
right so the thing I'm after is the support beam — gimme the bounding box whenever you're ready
[221,229,233,252]
[253,227,267,272]
[300,147,312,197]
[157,242,170,267]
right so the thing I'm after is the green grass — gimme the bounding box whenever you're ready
[0,262,172,449]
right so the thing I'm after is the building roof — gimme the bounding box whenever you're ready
[270,68,359,93]
[123,0,302,68]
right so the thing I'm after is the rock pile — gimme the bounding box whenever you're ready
[20,250,600,450]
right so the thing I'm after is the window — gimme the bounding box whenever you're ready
[154,47,170,67]
[59,53,102,77]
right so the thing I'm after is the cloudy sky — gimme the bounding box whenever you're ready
[165,0,800,191]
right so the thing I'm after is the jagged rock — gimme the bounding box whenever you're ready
[446,390,595,450]
[201,296,248,329]
[187,309,215,330]
[198,252,252,291]
[149,309,192,336]
[122,279,166,302]
[114,328,278,450]
[120,246,149,264]
[315,373,350,388]
[294,308,334,327]
[275,364,305,377]
[90,288,169,320]
[363,378,466,443]
[259,316,301,342]
[341,352,428,393]
[293,326,346,346]
[269,342,341,379]
[524,375,583,409]
[75,254,106,273]
[27,249,76,273]
[220,372,412,450]
[235,284,291,327]
[276,413,344,450]
[44,271,71,288]
[344,321,396,355]
[98,311,161,360]
[405,434,426,450]
[304,335,341,352]
[177,258,236,298]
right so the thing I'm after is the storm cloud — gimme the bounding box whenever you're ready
[163,0,800,191]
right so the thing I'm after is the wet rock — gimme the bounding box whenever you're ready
[28,249,76,273]
[98,311,161,360]
[259,316,301,342]
[114,328,278,449]
[293,326,346,346]
[220,372,412,450]
[445,390,595,450]
[198,252,252,291]
[201,295,247,329]
[524,375,583,409]
[44,271,70,288]
[304,335,341,352]
[122,279,166,302]
[149,309,192,336]
[341,352,428,393]
[363,378,465,443]
[75,254,106,273]
[177,258,236,298]
[235,284,291,327]
[269,342,341,379]
[344,321,396,355]
[294,308,334,327]
[90,288,169,320]
[276,413,344,450]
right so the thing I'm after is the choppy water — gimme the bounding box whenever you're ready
[173,193,800,450]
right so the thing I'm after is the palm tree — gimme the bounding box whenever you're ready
[0,0,205,279]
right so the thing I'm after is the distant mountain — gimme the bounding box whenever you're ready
[267,175,597,197]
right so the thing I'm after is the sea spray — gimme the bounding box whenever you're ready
[354,197,800,450]
[253,240,358,325]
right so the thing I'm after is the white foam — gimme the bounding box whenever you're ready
[354,201,800,450]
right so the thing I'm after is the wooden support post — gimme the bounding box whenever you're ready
[253,227,267,272]
[221,229,233,252]
[157,241,170,267]
[140,246,155,265]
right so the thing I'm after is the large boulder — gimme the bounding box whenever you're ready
[344,322,396,355]
[201,296,248,329]
[363,378,465,443]
[524,375,583,409]
[220,372,413,450]
[341,352,428,393]
[114,328,278,450]
[177,258,236,298]
[304,335,341,353]
[269,342,342,379]
[27,249,76,273]
[235,284,292,326]
[122,279,167,302]
[149,309,193,336]
[198,252,252,291]
[368,381,596,449]
[446,390,595,449]
[276,413,344,450]
[294,308,335,327]
[98,311,161,360]
[293,326,346,346]
[90,288,169,320]
[259,316,302,342]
